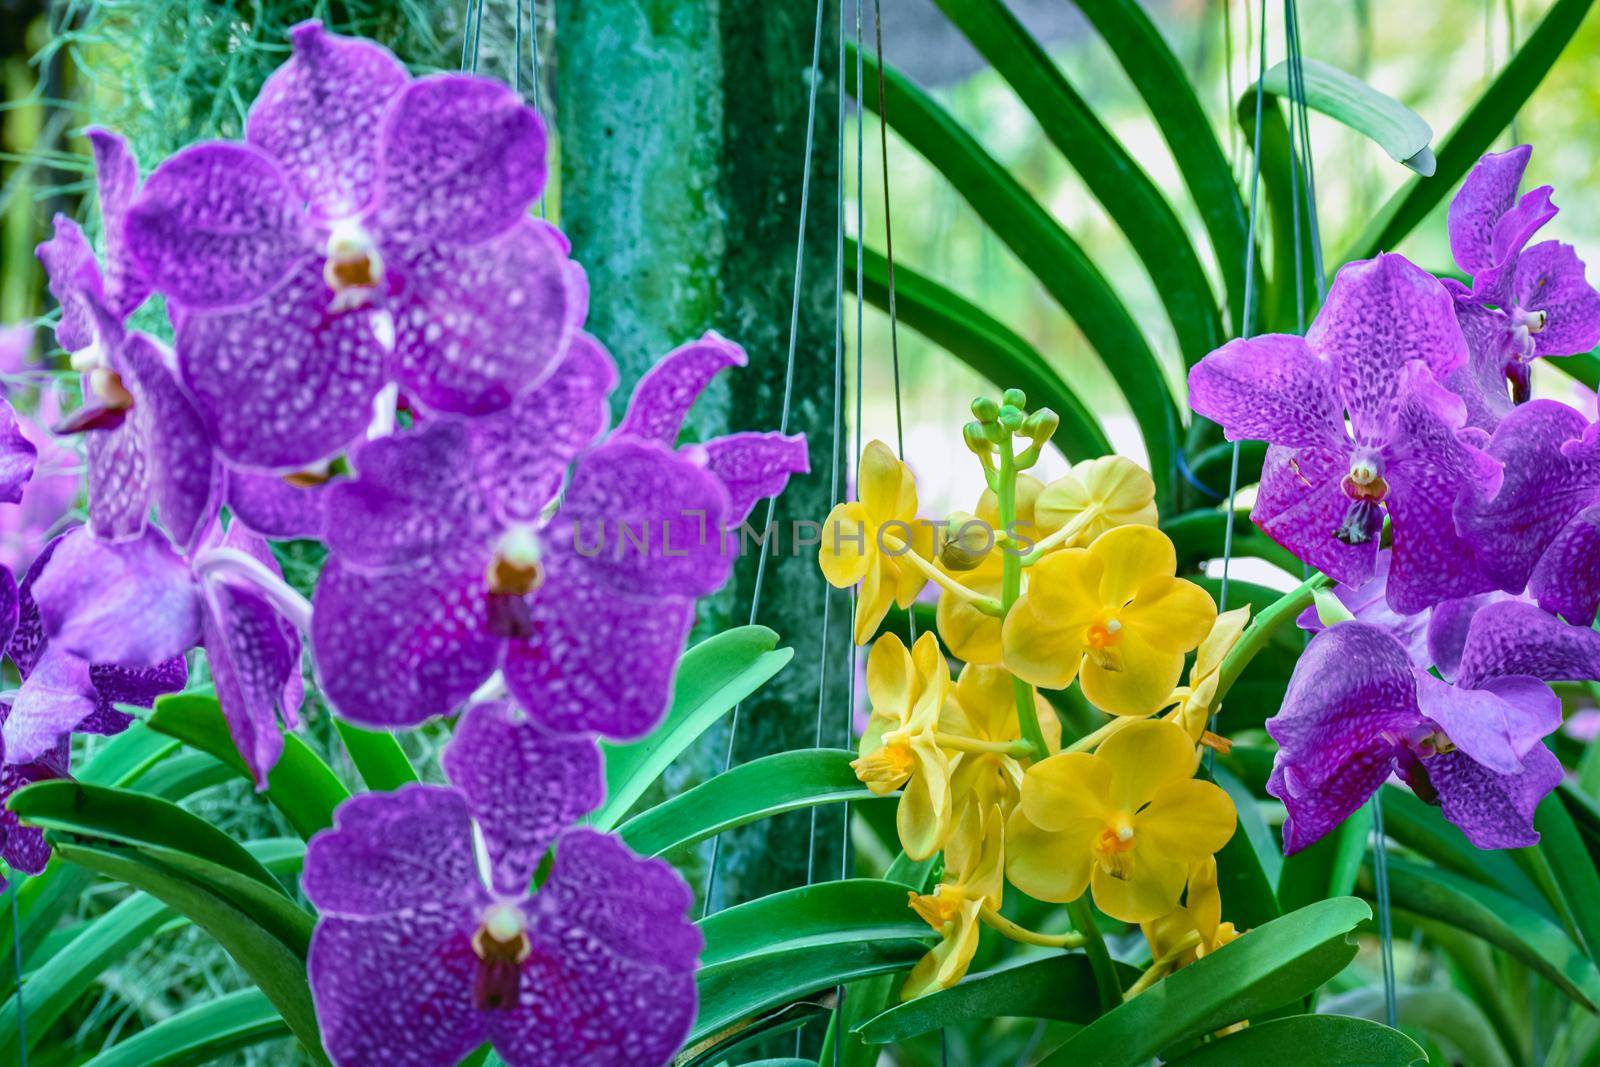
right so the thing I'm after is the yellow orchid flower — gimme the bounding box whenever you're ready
[820,440,935,644]
[1033,456,1159,551]
[1001,524,1216,716]
[939,663,1060,822]
[1168,607,1251,743]
[851,631,953,860]
[1005,719,1236,923]
[1137,856,1241,972]
[901,802,1005,1000]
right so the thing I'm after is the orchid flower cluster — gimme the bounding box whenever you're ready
[9,22,810,1067]
[1189,145,1600,856]
[819,400,1245,999]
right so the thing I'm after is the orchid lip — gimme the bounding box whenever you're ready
[471,902,532,1013]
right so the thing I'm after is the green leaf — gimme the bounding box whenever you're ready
[1036,897,1372,1064]
[1214,765,1283,923]
[1258,58,1434,174]
[855,953,1140,1044]
[1378,786,1543,911]
[1236,96,1316,333]
[933,0,1223,367]
[149,691,350,838]
[617,748,872,858]
[1373,853,1600,1009]
[691,880,930,1047]
[1278,805,1371,915]
[847,241,1111,462]
[334,720,419,791]
[1344,0,1598,261]
[594,625,792,830]
[1320,986,1510,1067]
[76,722,182,786]
[1535,792,1600,962]
[846,45,1181,512]
[1166,1013,1426,1066]
[77,989,291,1067]
[1064,0,1252,334]
[1163,510,1303,575]
[53,840,324,1061]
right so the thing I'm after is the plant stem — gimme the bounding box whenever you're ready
[981,906,1085,948]
[935,733,1035,758]
[1212,569,1329,707]
[996,433,1050,761]
[1122,931,1203,999]
[1067,896,1124,1010]
[1063,713,1139,754]
[1019,505,1100,566]
[882,533,1004,616]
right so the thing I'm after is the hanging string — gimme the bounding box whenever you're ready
[522,0,549,219]
[460,0,486,72]
[702,0,831,918]
[10,889,24,1067]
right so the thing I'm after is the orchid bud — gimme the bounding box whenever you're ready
[971,396,1000,423]
[938,511,995,571]
[998,405,1025,432]
[1022,407,1059,442]
[963,421,994,455]
[1001,387,1027,409]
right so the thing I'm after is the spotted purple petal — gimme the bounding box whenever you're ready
[441,701,603,895]
[125,141,311,310]
[32,526,201,669]
[86,127,150,317]
[1380,362,1501,613]
[85,406,150,543]
[122,333,221,552]
[467,332,618,523]
[204,564,302,789]
[550,437,732,599]
[503,560,694,740]
[1294,553,1430,668]
[1456,598,1600,689]
[375,75,546,249]
[1473,185,1557,305]
[614,333,747,443]
[325,421,497,571]
[1448,147,1549,279]
[311,552,499,728]
[1426,743,1561,850]
[36,216,102,354]
[7,536,60,677]
[1440,292,1516,432]
[0,396,37,508]
[177,261,387,470]
[389,219,582,416]
[1265,623,1418,856]
[80,655,187,737]
[246,21,409,221]
[2,644,99,763]
[0,565,17,656]
[1186,333,1347,452]
[1426,593,1499,682]
[1530,506,1600,626]
[1252,444,1377,588]
[1310,253,1468,442]
[304,784,486,917]
[696,431,811,525]
[1456,399,1600,593]
[0,742,66,875]
[226,470,328,540]
[1515,241,1600,358]
[1415,670,1559,775]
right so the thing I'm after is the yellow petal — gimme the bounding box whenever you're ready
[898,731,953,860]
[860,440,917,524]
[1122,576,1217,655]
[819,502,873,588]
[1080,628,1186,717]
[867,633,915,725]
[1194,606,1251,683]
[891,520,938,608]
[944,799,985,879]
[1092,850,1189,923]
[1089,524,1177,608]
[950,754,1016,819]
[936,560,1004,665]
[1141,905,1200,963]
[952,663,1017,742]
[1095,719,1198,813]
[970,803,1006,908]
[1138,778,1238,862]
[976,472,1046,541]
[854,554,893,645]
[1019,751,1112,832]
[1186,856,1222,947]
[1001,594,1085,690]
[1022,547,1103,619]
[900,899,983,1000]
[1036,694,1063,755]
[1004,805,1093,904]
[908,631,949,730]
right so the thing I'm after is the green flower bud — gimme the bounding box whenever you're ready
[998,405,1025,432]
[1023,407,1060,442]
[938,512,995,571]
[1001,387,1028,409]
[963,421,994,454]
[971,396,1000,422]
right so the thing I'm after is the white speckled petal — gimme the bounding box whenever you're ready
[86,127,150,317]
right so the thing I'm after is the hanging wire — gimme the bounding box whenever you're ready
[10,889,24,1067]
[702,0,831,918]
[526,0,549,219]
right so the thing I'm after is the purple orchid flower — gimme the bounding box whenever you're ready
[28,523,303,787]
[1189,252,1502,614]
[0,327,39,508]
[311,332,809,737]
[1443,146,1600,425]
[0,713,66,876]
[35,130,220,552]
[1456,399,1600,625]
[1,535,187,765]
[305,700,699,1067]
[1268,598,1600,853]
[122,21,585,472]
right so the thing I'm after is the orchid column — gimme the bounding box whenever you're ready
[557,0,848,908]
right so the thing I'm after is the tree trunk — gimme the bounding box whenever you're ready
[558,0,847,909]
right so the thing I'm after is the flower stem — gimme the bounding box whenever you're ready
[996,434,1049,762]
[1067,896,1124,1010]
[1122,931,1203,999]
[934,733,1035,758]
[881,534,1004,616]
[1063,713,1140,754]
[1212,569,1329,707]
[981,906,1085,948]
[1018,506,1100,566]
